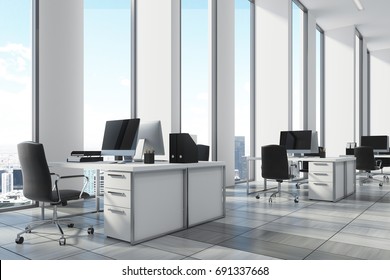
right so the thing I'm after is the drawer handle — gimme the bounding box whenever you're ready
[313,173,329,176]
[107,191,126,196]
[107,174,125,179]
[313,183,329,186]
[108,208,126,214]
[313,163,329,166]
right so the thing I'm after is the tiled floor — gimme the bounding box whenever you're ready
[1,177,390,260]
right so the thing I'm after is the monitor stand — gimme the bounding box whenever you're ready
[115,156,134,163]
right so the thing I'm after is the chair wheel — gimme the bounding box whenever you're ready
[67,223,74,228]
[268,198,273,203]
[87,227,94,235]
[294,197,299,203]
[59,238,66,246]
[15,236,24,244]
[25,226,32,233]
[256,194,260,199]
[379,183,383,187]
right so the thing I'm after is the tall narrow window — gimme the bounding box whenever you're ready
[181,0,209,146]
[355,31,362,142]
[291,0,306,130]
[0,0,33,210]
[84,0,131,150]
[316,26,324,146]
[234,0,250,182]
[84,0,131,194]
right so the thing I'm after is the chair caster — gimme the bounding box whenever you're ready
[15,236,24,244]
[25,226,32,233]
[59,237,66,246]
[268,197,273,203]
[87,227,94,235]
[67,223,74,228]
[379,183,383,187]
[294,197,299,203]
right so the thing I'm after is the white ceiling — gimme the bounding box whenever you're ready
[299,0,390,51]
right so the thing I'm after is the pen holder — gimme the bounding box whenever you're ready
[144,152,155,164]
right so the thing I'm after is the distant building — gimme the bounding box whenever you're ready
[1,172,13,194]
[13,169,23,190]
[235,136,247,181]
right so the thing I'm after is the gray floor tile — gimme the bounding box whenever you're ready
[91,242,185,260]
[194,221,253,236]
[171,227,235,244]
[304,250,362,260]
[317,240,390,260]
[192,245,279,260]
[219,236,312,260]
[143,235,213,256]
[242,228,325,250]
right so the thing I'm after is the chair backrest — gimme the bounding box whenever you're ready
[17,142,54,203]
[197,144,210,161]
[261,145,290,180]
[354,146,377,171]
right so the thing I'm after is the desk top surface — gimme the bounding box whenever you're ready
[50,160,225,172]
[245,156,355,162]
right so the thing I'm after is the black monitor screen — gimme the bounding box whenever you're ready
[361,135,389,152]
[101,118,140,156]
[280,130,312,153]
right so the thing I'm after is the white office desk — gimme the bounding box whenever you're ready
[244,156,356,202]
[50,161,226,244]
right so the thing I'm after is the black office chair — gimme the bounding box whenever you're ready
[197,144,210,161]
[260,145,299,203]
[15,141,94,246]
[354,146,384,187]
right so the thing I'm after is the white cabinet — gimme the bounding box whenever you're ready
[308,158,355,202]
[103,171,132,242]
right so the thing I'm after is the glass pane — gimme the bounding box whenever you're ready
[292,1,304,130]
[84,0,131,194]
[235,0,250,182]
[181,0,209,145]
[0,0,33,209]
[355,34,361,142]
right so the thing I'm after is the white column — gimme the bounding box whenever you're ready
[324,26,355,156]
[38,0,84,162]
[135,0,180,161]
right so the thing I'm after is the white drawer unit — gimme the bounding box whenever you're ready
[308,161,344,202]
[103,171,132,242]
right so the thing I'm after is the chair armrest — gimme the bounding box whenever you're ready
[54,175,90,199]
[376,159,383,169]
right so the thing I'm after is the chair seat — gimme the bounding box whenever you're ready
[51,190,90,205]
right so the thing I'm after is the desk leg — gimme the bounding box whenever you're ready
[95,169,101,212]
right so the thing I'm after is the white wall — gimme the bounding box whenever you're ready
[361,39,369,136]
[370,49,390,135]
[324,26,355,156]
[255,0,290,162]
[136,0,180,160]
[38,0,84,162]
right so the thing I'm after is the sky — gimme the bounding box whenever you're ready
[0,0,32,155]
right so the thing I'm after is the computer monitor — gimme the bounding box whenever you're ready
[279,130,312,154]
[361,135,389,153]
[101,118,140,159]
[136,120,165,155]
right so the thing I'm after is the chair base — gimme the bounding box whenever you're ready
[256,182,299,203]
[15,205,94,246]
[357,171,384,187]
